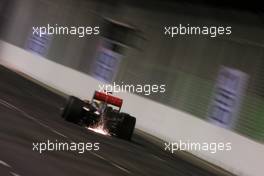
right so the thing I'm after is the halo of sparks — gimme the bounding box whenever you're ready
[87,125,110,136]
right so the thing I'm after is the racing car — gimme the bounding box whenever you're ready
[61,91,136,141]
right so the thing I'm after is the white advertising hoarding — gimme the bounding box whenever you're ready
[91,40,123,83]
[208,66,249,129]
[25,32,52,57]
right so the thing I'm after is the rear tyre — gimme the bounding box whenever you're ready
[116,113,136,141]
[62,96,84,124]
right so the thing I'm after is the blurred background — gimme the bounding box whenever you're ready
[0,0,264,148]
[1,0,264,175]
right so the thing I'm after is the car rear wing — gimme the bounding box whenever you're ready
[93,91,123,109]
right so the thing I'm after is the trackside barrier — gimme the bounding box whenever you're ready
[0,40,263,176]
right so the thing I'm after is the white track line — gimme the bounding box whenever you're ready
[0,160,21,176]
[91,152,131,174]
[110,162,131,174]
[150,154,166,162]
[0,160,11,168]
[10,172,21,176]
[91,152,107,161]
[0,99,68,139]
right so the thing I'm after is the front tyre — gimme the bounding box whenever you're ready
[62,96,84,124]
[116,113,136,141]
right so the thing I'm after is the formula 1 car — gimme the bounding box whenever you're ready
[61,91,136,141]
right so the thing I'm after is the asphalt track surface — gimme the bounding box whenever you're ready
[0,66,218,176]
